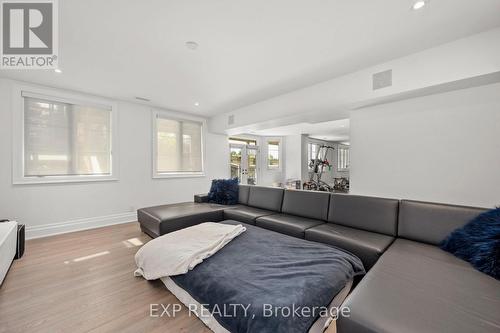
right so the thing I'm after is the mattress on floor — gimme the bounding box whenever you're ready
[162,276,352,333]
[0,221,18,286]
[167,220,365,333]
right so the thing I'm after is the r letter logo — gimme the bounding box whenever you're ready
[1,0,58,69]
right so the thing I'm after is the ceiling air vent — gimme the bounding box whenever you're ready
[372,69,392,90]
[228,114,235,126]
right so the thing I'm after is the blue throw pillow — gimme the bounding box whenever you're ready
[207,178,239,205]
[440,207,500,279]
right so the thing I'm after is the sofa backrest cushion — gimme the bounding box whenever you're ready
[328,194,399,236]
[282,189,330,220]
[238,185,251,205]
[247,186,284,212]
[398,200,486,245]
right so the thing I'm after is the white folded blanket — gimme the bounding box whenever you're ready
[134,222,246,280]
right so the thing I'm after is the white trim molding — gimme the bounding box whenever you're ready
[25,212,137,239]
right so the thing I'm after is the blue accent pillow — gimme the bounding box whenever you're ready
[207,178,239,205]
[440,207,500,279]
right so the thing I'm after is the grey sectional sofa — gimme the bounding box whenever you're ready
[137,185,500,333]
[338,200,499,333]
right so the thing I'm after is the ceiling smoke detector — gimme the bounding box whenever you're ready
[186,41,199,50]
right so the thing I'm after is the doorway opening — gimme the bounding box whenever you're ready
[229,137,259,185]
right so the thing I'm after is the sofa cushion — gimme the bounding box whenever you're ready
[138,202,225,238]
[238,184,251,205]
[398,200,486,245]
[440,207,500,279]
[281,189,330,221]
[337,239,500,333]
[247,186,284,212]
[305,224,393,270]
[328,194,399,236]
[255,214,324,239]
[207,178,239,205]
[223,206,275,225]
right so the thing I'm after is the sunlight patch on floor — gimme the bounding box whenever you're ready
[64,251,110,264]
[122,237,144,248]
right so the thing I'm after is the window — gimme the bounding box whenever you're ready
[153,112,204,177]
[307,143,319,170]
[13,88,117,184]
[338,147,350,170]
[267,139,280,169]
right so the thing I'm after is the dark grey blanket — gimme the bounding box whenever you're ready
[171,220,365,333]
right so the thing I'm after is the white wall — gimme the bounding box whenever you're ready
[210,27,500,135]
[350,82,500,208]
[0,79,229,238]
[284,135,302,181]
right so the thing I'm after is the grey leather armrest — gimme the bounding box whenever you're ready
[194,193,210,203]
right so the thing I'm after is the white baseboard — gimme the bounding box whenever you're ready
[26,212,137,240]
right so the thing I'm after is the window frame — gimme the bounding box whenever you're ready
[12,84,119,185]
[337,146,350,171]
[152,109,206,179]
[266,137,282,170]
[307,142,320,171]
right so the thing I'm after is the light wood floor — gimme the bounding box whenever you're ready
[0,222,211,333]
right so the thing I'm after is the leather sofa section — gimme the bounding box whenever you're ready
[138,212,161,238]
[160,210,224,235]
[137,202,225,238]
[281,189,330,221]
[223,206,276,225]
[194,193,209,203]
[337,239,500,333]
[238,185,251,205]
[398,200,486,245]
[328,194,399,236]
[256,214,325,239]
[247,186,284,212]
[305,224,394,270]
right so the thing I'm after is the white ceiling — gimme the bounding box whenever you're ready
[2,0,500,116]
[249,119,350,142]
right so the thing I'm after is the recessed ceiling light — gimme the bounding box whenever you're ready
[54,68,62,73]
[194,102,200,106]
[186,41,199,50]
[412,0,426,10]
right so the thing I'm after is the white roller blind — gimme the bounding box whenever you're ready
[156,117,203,173]
[23,97,112,177]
